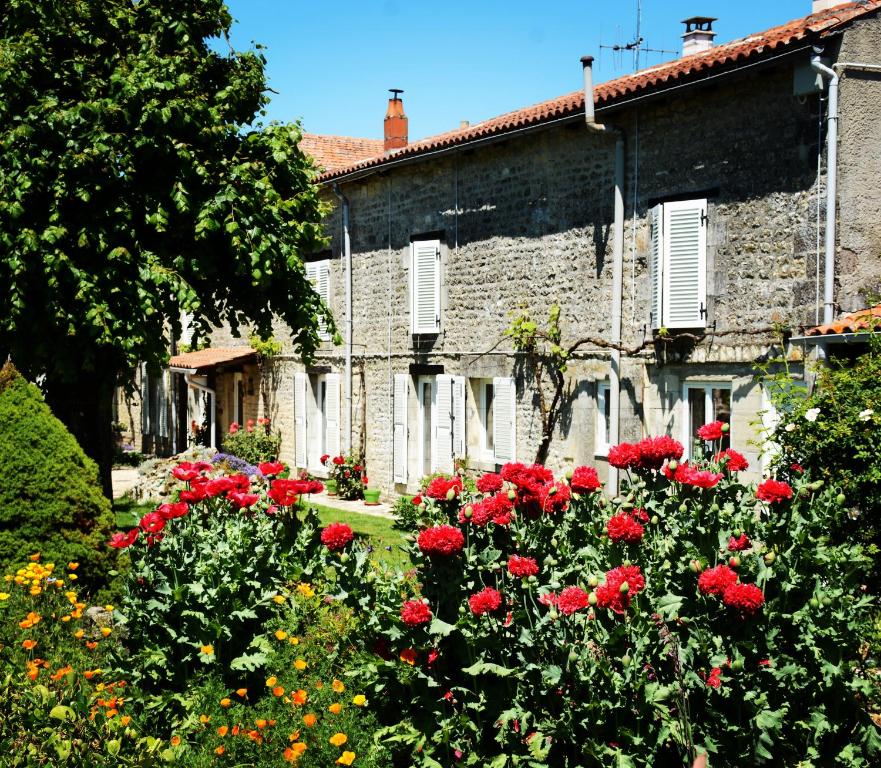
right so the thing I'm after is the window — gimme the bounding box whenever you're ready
[650,199,708,330]
[682,382,731,459]
[596,382,611,456]
[141,365,168,438]
[393,374,409,484]
[417,377,435,477]
[479,380,495,460]
[293,371,339,470]
[305,259,331,341]
[232,373,244,426]
[419,375,465,476]
[492,377,517,464]
[411,239,441,335]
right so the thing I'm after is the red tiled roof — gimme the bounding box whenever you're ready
[805,304,881,336]
[168,347,256,371]
[300,133,385,172]
[319,1,880,181]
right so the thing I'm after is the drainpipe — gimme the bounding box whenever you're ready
[333,183,353,455]
[183,372,216,448]
[582,56,625,494]
[811,50,838,327]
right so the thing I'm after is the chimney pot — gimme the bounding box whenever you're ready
[681,16,717,56]
[460,120,470,129]
[384,89,408,153]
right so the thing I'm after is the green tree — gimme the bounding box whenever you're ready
[0,0,330,495]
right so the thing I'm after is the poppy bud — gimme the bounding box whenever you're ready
[619,581,630,594]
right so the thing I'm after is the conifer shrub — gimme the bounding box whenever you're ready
[0,362,116,590]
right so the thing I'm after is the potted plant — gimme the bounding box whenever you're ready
[363,486,381,506]
[321,454,365,501]
[325,478,338,496]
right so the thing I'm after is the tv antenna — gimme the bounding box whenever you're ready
[599,0,677,73]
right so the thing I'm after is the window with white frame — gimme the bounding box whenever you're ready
[476,379,495,461]
[682,382,731,459]
[649,198,708,330]
[293,371,339,470]
[410,239,441,335]
[305,259,332,341]
[596,382,611,456]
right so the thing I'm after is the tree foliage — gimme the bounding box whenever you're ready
[0,0,329,398]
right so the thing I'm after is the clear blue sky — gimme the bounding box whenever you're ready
[224,0,810,140]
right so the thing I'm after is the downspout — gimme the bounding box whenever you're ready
[582,56,625,494]
[333,183,354,456]
[183,372,216,448]
[811,50,839,327]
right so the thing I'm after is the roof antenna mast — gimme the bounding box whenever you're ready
[599,0,676,73]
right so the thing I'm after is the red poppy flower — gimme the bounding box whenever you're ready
[172,463,201,482]
[570,466,601,494]
[722,582,765,616]
[321,523,354,551]
[595,565,645,614]
[426,476,463,501]
[507,555,539,578]
[468,587,502,616]
[607,512,645,544]
[411,495,423,506]
[727,534,751,552]
[228,492,260,509]
[258,461,285,477]
[697,564,738,597]
[400,600,432,626]
[108,529,139,549]
[417,525,465,557]
[635,436,684,470]
[705,667,723,689]
[756,479,793,504]
[157,502,189,520]
[715,449,749,472]
[476,473,504,494]
[139,512,166,534]
[332,456,345,466]
[320,454,330,465]
[697,421,724,441]
[557,586,590,615]
[608,442,640,470]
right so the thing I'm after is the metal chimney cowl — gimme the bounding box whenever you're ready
[384,89,408,153]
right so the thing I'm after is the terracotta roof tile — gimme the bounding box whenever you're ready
[805,304,881,336]
[319,1,880,181]
[300,133,385,172]
[168,347,256,371]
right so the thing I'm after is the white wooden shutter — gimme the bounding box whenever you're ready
[180,311,194,346]
[411,240,441,335]
[649,204,663,330]
[662,199,707,329]
[451,376,466,460]
[393,374,408,483]
[157,372,168,438]
[325,373,341,459]
[294,372,308,468]
[435,374,454,473]
[140,363,149,434]
[317,261,331,340]
[493,377,516,464]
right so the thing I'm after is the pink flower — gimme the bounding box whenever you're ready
[756,479,793,504]
[570,466,601,494]
[321,522,354,551]
[468,587,502,616]
[538,591,558,607]
[400,600,432,626]
[697,421,724,441]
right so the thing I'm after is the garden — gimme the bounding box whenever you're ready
[1,358,879,767]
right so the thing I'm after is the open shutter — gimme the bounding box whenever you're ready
[325,373,341,459]
[451,376,466,460]
[493,377,516,464]
[649,204,663,330]
[411,240,441,335]
[317,261,331,340]
[294,373,308,468]
[180,311,194,347]
[157,373,168,438]
[663,199,707,329]
[393,374,408,483]
[140,364,149,434]
[435,374,454,473]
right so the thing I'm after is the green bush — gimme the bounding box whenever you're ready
[219,418,280,465]
[0,362,117,592]
[323,455,366,500]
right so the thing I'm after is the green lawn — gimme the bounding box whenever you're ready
[113,497,409,568]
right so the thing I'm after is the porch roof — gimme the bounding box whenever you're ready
[168,346,257,373]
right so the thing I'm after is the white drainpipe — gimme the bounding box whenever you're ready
[582,56,625,493]
[333,184,353,455]
[811,51,839,327]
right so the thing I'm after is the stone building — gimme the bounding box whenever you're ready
[173,1,880,496]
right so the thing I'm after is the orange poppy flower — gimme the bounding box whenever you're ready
[170,736,181,746]
[303,713,317,727]
[332,679,345,693]
[328,702,342,714]
[22,639,37,650]
[220,697,231,708]
[236,688,248,697]
[217,726,228,737]
[272,685,285,697]
[214,746,225,755]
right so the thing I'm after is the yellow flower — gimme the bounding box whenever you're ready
[120,715,131,726]
[199,714,211,724]
[274,630,288,641]
[329,733,348,747]
[294,659,307,671]
[68,574,78,581]
[29,554,40,562]
[337,751,356,766]
[29,587,42,596]
[328,702,342,714]
[266,675,278,687]
[104,604,114,612]
[200,644,214,655]
[273,594,286,604]
[0,592,9,601]
[296,583,315,598]
[288,636,300,645]
[352,695,367,707]
[220,698,231,708]
[100,627,112,638]
[288,730,301,742]
[332,679,345,693]
[74,630,85,639]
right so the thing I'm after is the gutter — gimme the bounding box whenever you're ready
[333,183,354,456]
[582,55,625,495]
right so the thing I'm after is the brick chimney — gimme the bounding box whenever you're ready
[384,89,407,153]
[681,16,717,56]
[812,0,840,12]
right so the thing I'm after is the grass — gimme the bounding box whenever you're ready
[113,497,410,568]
